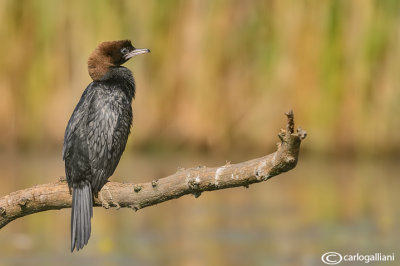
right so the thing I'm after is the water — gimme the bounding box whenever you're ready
[0,152,399,266]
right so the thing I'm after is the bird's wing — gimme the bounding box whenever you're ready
[63,84,95,160]
[86,87,132,194]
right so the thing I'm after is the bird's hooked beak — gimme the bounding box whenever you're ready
[124,48,151,60]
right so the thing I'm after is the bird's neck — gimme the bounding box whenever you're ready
[96,67,136,100]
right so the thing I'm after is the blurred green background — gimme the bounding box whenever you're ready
[0,0,399,265]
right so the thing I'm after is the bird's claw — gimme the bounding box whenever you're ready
[99,187,120,209]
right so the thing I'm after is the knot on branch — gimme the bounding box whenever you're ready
[187,176,202,198]
[18,197,30,208]
[134,184,142,192]
[297,127,307,140]
[0,207,6,216]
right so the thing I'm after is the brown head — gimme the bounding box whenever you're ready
[88,40,150,81]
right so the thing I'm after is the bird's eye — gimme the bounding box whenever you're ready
[121,47,129,54]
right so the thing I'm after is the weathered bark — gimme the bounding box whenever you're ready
[0,110,306,229]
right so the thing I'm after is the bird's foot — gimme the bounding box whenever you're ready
[98,186,120,209]
[99,189,110,209]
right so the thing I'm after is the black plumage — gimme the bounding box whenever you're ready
[63,40,149,252]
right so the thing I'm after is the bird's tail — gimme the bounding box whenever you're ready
[71,182,93,252]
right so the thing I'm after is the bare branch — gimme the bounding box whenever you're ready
[0,111,306,229]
